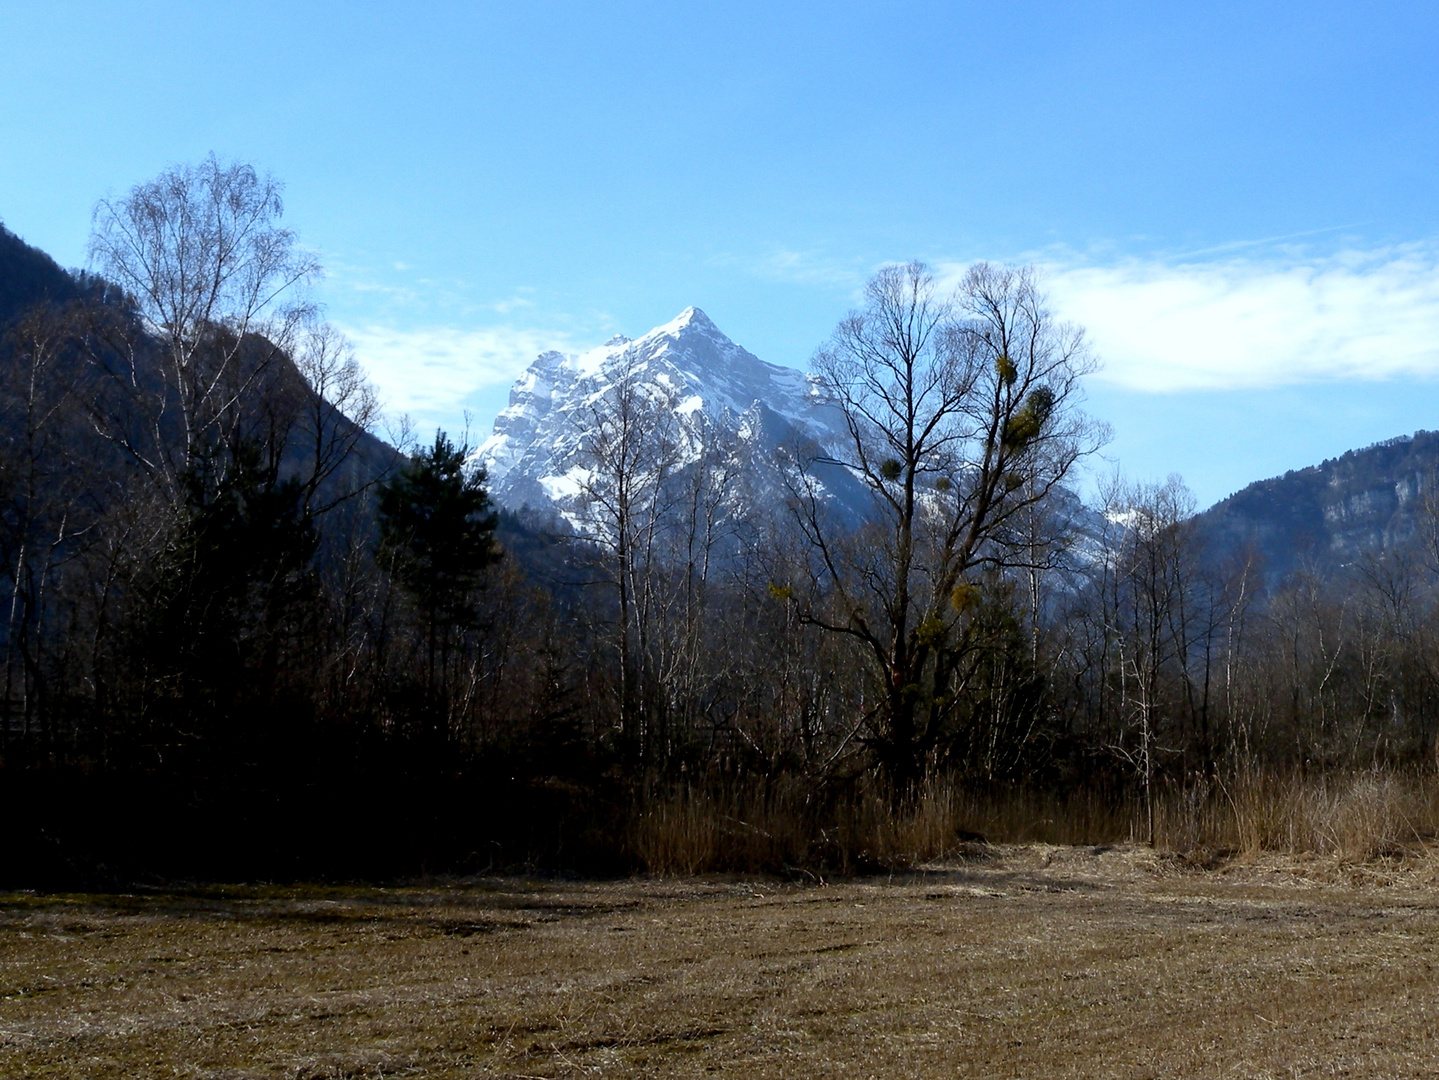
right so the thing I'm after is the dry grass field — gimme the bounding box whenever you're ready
[5,845,1439,1078]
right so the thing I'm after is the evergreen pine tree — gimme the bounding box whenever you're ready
[377,431,502,700]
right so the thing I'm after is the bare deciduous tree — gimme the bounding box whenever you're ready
[572,353,684,759]
[793,261,1103,795]
[291,323,384,513]
[1095,473,1200,842]
[88,154,320,488]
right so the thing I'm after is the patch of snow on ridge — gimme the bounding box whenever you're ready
[540,468,590,502]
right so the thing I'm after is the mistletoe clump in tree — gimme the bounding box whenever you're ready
[794,261,1105,798]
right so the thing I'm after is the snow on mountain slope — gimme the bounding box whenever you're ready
[472,307,853,518]
[472,306,1107,578]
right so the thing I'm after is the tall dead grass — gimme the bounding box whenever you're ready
[630,779,980,875]
[629,779,1134,875]
[1154,769,1439,861]
[628,782,809,875]
[631,769,1439,875]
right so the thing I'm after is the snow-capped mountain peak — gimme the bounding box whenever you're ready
[472,309,840,518]
[470,308,1101,563]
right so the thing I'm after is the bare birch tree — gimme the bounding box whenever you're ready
[572,353,683,761]
[88,155,320,490]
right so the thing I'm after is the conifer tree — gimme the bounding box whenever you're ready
[377,431,502,702]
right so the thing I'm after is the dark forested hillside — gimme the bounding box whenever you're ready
[1199,430,1439,582]
[0,223,78,320]
[0,223,116,327]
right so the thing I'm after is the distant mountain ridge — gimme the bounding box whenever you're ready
[1198,430,1439,580]
[15,214,1426,586]
[474,305,1439,586]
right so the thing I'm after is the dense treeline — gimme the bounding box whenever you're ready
[5,161,1439,884]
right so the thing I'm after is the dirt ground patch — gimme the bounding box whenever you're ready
[4,844,1439,1078]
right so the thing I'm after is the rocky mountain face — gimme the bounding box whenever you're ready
[473,306,867,523]
[474,307,1115,566]
[1197,431,1439,581]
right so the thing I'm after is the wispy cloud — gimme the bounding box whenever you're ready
[712,248,867,289]
[1035,245,1439,392]
[323,254,539,323]
[489,293,536,315]
[338,323,571,417]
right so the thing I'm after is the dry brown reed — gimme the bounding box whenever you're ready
[630,779,975,875]
[629,779,1134,875]
[1154,769,1439,861]
[629,782,811,875]
[949,785,1134,847]
[632,768,1439,875]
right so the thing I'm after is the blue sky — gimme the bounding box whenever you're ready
[4,1,1439,506]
